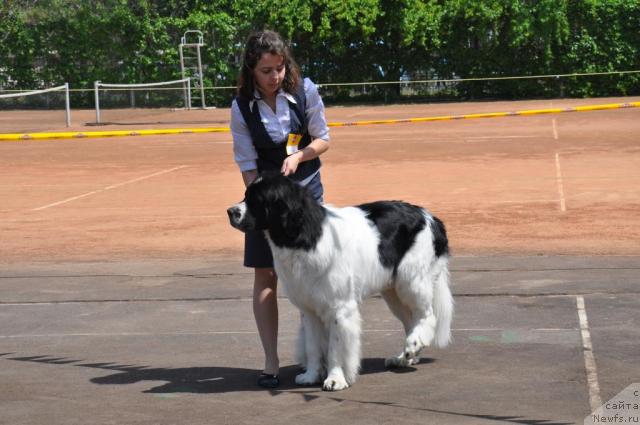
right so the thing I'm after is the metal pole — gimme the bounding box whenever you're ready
[94,81,101,124]
[179,43,186,80]
[64,82,71,127]
[196,44,205,108]
[186,79,192,110]
[179,44,188,109]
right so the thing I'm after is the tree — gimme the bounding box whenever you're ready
[2,0,638,103]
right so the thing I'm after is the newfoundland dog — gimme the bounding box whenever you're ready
[227,172,453,391]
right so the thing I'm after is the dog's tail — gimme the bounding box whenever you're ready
[433,256,454,348]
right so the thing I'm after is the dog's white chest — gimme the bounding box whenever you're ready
[273,251,317,297]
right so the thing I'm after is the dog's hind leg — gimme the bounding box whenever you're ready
[323,302,361,391]
[295,311,325,386]
[382,287,421,368]
[382,287,412,333]
[387,275,439,368]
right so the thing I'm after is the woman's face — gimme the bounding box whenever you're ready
[253,53,286,97]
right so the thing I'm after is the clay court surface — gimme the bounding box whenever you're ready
[1,98,639,424]
[1,97,640,260]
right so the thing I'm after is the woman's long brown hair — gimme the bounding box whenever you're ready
[237,30,301,100]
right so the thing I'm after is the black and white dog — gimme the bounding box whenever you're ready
[227,172,453,391]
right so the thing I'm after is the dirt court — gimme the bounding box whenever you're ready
[1,98,639,425]
[1,97,639,262]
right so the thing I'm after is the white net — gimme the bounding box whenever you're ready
[94,78,191,124]
[0,84,71,129]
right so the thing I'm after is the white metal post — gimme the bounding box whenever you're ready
[186,79,192,110]
[196,44,205,108]
[64,82,71,127]
[94,81,101,124]
[179,43,185,80]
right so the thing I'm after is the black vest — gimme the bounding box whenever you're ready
[235,81,321,182]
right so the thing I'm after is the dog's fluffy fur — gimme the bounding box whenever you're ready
[228,172,453,391]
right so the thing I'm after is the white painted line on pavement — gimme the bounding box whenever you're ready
[0,327,577,339]
[576,295,603,412]
[555,153,567,212]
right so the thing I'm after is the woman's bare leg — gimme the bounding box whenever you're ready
[253,267,279,375]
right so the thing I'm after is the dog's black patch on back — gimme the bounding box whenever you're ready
[357,201,426,274]
[431,215,449,257]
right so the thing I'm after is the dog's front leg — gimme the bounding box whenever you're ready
[295,311,324,386]
[323,304,361,391]
[294,312,307,368]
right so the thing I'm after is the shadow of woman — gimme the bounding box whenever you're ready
[4,353,432,394]
[90,364,303,393]
[89,357,435,394]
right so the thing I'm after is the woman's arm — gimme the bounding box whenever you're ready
[281,139,329,176]
[281,79,330,176]
[241,169,259,187]
[231,100,260,175]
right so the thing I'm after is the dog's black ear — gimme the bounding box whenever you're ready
[248,172,325,249]
[259,178,304,240]
[276,196,306,239]
[244,176,278,230]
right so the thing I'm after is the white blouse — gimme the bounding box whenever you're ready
[230,77,330,173]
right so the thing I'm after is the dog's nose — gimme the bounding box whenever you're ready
[227,206,241,222]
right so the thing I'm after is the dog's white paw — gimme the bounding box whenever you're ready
[323,374,349,391]
[295,371,320,386]
[405,335,424,358]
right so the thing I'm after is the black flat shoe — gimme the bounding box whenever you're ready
[257,373,280,389]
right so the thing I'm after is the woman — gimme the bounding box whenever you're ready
[230,30,330,388]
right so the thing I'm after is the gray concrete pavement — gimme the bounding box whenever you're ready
[1,256,639,424]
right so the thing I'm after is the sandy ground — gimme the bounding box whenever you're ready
[1,97,639,263]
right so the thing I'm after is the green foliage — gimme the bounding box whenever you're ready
[1,0,638,105]
[562,0,640,96]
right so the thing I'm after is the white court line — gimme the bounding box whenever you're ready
[552,118,559,140]
[465,135,539,140]
[0,331,259,338]
[377,138,454,143]
[576,295,603,412]
[31,165,189,211]
[555,153,567,212]
[0,327,577,339]
[102,166,189,190]
[30,189,103,212]
[365,135,542,143]
[345,109,372,118]
[488,199,559,205]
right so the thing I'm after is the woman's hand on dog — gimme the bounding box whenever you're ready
[281,139,330,177]
[281,150,303,176]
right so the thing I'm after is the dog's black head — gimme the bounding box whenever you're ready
[227,172,325,250]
